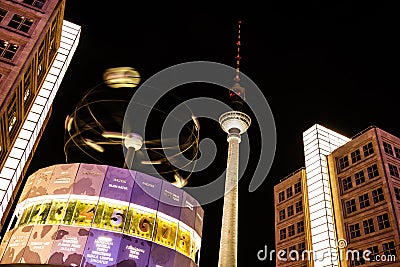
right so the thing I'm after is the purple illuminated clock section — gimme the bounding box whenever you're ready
[82,228,123,267]
[100,166,135,202]
[130,172,162,211]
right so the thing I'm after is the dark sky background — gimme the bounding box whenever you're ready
[23,1,399,266]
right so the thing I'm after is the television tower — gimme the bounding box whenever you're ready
[218,20,251,267]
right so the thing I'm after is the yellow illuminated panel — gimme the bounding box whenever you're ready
[190,240,196,261]
[93,201,105,226]
[35,200,52,224]
[129,209,156,240]
[27,202,45,225]
[46,199,68,224]
[154,216,178,249]
[18,205,34,227]
[71,200,97,226]
[176,225,191,257]
[92,201,129,232]
[123,206,134,233]
[62,199,77,225]
[190,233,201,262]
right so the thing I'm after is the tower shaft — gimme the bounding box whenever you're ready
[218,111,251,267]
[218,134,240,267]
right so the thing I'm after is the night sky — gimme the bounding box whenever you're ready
[23,1,399,266]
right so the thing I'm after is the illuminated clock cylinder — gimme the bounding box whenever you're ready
[0,163,204,267]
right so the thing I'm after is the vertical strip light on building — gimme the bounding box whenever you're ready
[303,124,349,266]
[0,20,81,223]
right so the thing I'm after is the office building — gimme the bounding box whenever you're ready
[274,168,309,267]
[275,124,399,267]
[0,0,80,232]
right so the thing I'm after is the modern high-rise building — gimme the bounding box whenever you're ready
[0,0,80,233]
[274,124,399,267]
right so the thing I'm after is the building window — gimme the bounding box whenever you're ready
[286,187,293,198]
[393,146,400,159]
[294,181,301,194]
[342,176,353,191]
[23,0,46,9]
[287,205,294,217]
[339,156,349,169]
[345,199,357,214]
[278,191,285,202]
[359,193,370,209]
[388,163,399,178]
[372,188,385,204]
[382,241,396,257]
[24,77,31,101]
[7,94,17,133]
[372,188,385,203]
[297,221,304,233]
[351,149,361,163]
[0,8,7,22]
[288,245,297,259]
[23,64,34,110]
[367,164,379,178]
[279,209,285,221]
[48,17,58,59]
[295,200,303,213]
[354,170,365,185]
[349,223,361,238]
[367,246,379,261]
[298,242,306,254]
[8,14,34,33]
[37,40,46,81]
[279,229,286,240]
[288,225,295,237]
[363,142,374,157]
[0,127,5,160]
[383,142,394,156]
[394,187,400,201]
[363,218,375,234]
[0,39,19,60]
[377,213,390,230]
[353,251,367,266]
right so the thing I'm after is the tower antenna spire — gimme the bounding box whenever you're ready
[234,20,242,83]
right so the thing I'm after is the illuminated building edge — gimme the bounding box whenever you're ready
[0,163,203,267]
[0,20,81,223]
[303,124,350,266]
